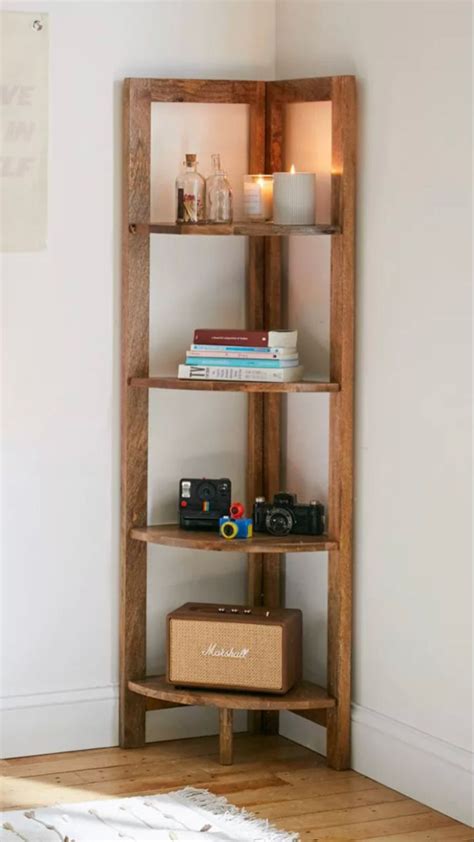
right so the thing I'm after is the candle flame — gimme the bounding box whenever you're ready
[290,164,296,174]
[257,177,264,186]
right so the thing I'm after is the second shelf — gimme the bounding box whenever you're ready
[130,377,339,394]
[131,524,337,553]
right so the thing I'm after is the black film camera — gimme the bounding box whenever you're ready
[179,478,231,530]
[253,492,325,537]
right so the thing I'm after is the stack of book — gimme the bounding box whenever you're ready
[178,329,303,383]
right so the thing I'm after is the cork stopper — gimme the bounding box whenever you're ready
[185,153,197,165]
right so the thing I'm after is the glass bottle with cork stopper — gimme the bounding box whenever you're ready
[176,154,205,223]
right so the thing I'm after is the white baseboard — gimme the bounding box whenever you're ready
[280,702,473,828]
[279,710,326,756]
[3,687,472,827]
[1,685,120,758]
[351,703,473,828]
[0,685,245,759]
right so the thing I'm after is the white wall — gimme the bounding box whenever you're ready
[1,0,472,827]
[276,0,472,825]
[1,0,275,757]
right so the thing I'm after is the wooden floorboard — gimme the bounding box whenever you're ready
[1,734,471,841]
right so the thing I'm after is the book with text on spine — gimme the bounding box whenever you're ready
[186,345,298,360]
[178,364,304,383]
[193,329,298,348]
[185,356,299,368]
[189,346,298,359]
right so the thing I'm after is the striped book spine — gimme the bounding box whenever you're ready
[185,357,298,369]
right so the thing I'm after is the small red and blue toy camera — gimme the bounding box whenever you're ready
[219,501,252,539]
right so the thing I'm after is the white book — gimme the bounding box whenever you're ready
[178,364,304,383]
[264,330,297,349]
[188,348,298,360]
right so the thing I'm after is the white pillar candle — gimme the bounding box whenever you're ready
[273,166,315,225]
[243,175,273,221]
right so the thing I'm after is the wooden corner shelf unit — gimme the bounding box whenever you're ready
[121,75,356,768]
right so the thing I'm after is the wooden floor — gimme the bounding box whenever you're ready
[1,734,471,841]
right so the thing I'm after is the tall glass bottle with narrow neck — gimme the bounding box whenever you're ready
[176,154,205,223]
[206,153,233,223]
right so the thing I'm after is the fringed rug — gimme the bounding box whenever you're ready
[1,787,298,842]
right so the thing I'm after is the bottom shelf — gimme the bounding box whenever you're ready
[128,675,336,711]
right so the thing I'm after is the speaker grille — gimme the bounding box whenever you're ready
[169,619,283,690]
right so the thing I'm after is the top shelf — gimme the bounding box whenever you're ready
[130,221,340,237]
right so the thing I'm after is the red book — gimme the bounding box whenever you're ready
[193,329,297,348]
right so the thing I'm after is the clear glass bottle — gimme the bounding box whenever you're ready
[206,153,233,223]
[176,154,205,223]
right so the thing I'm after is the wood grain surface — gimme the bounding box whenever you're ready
[219,709,233,765]
[326,75,356,771]
[142,221,340,236]
[261,77,285,737]
[2,735,470,842]
[267,77,333,104]
[130,524,337,553]
[128,676,336,711]
[130,376,340,393]
[246,84,266,730]
[120,78,151,749]
[148,78,262,104]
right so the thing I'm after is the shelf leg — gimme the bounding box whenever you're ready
[246,236,265,738]
[261,553,282,735]
[326,547,352,769]
[326,76,356,771]
[120,78,151,750]
[247,554,264,734]
[120,535,147,748]
[121,688,146,748]
[219,708,233,765]
[261,235,283,737]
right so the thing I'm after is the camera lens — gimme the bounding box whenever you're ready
[266,507,293,536]
[221,521,238,540]
[197,482,216,502]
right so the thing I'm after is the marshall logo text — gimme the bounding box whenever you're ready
[201,642,250,659]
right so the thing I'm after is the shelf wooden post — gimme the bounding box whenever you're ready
[219,708,234,765]
[261,95,285,735]
[120,79,152,748]
[246,84,266,615]
[246,84,266,736]
[327,75,356,770]
[246,239,265,735]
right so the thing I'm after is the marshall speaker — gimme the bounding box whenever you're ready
[166,603,302,694]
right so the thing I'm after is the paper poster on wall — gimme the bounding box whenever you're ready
[0,11,48,251]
